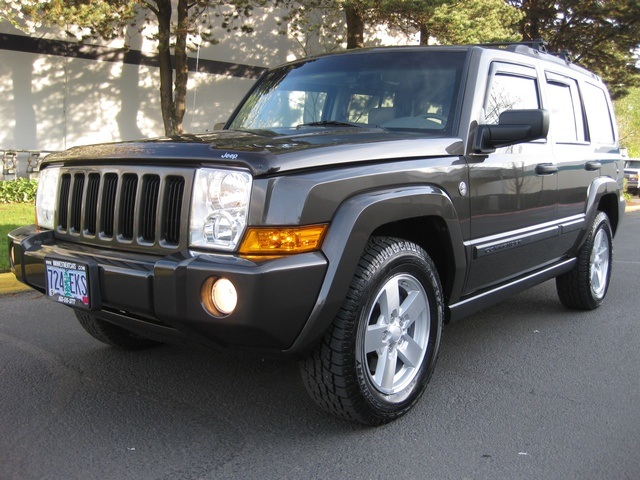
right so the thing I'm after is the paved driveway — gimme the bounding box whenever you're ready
[1,212,639,480]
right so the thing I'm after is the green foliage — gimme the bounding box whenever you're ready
[428,0,523,44]
[0,203,35,272]
[615,85,640,158]
[1,0,136,40]
[507,0,640,99]
[281,0,523,52]
[0,179,38,204]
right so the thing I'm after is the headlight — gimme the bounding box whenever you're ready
[190,168,252,250]
[36,166,61,230]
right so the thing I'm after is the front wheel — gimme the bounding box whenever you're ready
[300,237,443,425]
[556,211,613,310]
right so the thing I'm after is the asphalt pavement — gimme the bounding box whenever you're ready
[1,212,639,480]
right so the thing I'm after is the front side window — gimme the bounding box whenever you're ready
[229,50,467,135]
[485,71,539,124]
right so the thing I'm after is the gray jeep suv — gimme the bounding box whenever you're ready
[8,41,625,425]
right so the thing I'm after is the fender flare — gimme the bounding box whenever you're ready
[285,185,466,354]
[585,176,624,232]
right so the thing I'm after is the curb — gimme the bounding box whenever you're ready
[0,272,32,295]
[625,204,640,213]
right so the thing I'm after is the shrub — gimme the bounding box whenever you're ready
[0,178,38,204]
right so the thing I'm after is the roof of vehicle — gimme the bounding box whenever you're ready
[282,39,600,83]
[479,39,600,80]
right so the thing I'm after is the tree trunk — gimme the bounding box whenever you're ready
[154,0,175,136]
[419,24,429,45]
[521,0,542,41]
[172,0,189,135]
[345,5,364,49]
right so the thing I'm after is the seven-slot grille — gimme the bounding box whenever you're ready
[56,168,188,251]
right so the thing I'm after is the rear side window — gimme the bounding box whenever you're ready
[582,82,615,145]
[545,73,586,143]
[485,70,539,124]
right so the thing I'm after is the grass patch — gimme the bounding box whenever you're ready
[1,203,35,272]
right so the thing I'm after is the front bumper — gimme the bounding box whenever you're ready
[8,226,327,353]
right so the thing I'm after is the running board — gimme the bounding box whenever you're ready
[448,258,576,322]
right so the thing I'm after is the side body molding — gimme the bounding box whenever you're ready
[285,185,467,354]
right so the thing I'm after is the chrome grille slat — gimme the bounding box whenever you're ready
[55,167,189,252]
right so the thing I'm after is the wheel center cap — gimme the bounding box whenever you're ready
[388,324,403,344]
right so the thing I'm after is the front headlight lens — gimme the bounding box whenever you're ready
[190,168,252,250]
[36,166,60,230]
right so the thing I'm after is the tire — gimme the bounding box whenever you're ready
[556,211,613,310]
[300,236,443,425]
[75,310,161,350]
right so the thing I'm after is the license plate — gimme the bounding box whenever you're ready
[45,258,91,308]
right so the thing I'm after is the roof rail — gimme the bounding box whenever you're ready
[549,49,573,63]
[478,38,575,64]
[478,38,548,53]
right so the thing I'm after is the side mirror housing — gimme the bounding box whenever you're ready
[474,109,549,154]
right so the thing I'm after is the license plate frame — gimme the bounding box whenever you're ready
[45,257,97,309]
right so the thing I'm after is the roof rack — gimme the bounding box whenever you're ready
[549,49,573,63]
[479,38,575,64]
[479,38,548,53]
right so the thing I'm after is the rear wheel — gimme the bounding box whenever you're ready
[300,237,443,425]
[556,211,613,310]
[75,310,161,350]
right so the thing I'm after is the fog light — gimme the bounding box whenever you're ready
[202,277,238,316]
[212,278,237,314]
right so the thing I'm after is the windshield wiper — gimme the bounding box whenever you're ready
[296,120,365,129]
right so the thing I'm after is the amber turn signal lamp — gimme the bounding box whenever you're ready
[238,224,327,255]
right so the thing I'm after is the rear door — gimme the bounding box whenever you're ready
[548,73,618,251]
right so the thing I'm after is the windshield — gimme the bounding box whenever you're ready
[228,49,467,135]
[626,160,640,168]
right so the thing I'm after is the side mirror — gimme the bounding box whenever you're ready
[474,109,549,154]
[213,122,226,131]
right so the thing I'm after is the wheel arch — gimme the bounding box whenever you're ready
[285,185,466,354]
[586,177,625,236]
[371,216,457,309]
[597,191,622,236]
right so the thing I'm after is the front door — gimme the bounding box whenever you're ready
[465,63,559,293]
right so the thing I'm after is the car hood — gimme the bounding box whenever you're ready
[42,128,465,176]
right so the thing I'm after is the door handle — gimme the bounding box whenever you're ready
[535,163,558,175]
[585,161,602,171]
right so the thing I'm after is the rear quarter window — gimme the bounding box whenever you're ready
[582,82,615,145]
